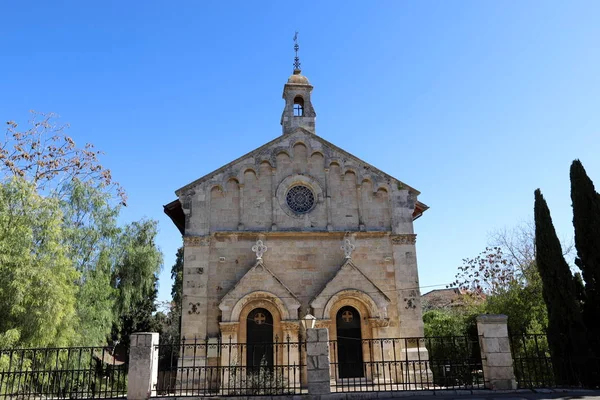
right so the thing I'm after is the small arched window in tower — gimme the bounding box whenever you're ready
[293,96,304,117]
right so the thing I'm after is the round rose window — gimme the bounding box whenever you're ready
[286,185,315,214]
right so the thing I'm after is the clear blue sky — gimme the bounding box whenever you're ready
[2,1,599,304]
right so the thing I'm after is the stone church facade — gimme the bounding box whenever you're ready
[164,65,429,383]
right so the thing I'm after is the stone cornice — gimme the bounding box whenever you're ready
[281,320,301,334]
[184,236,211,247]
[315,319,332,329]
[213,231,390,240]
[368,317,391,328]
[390,234,417,245]
[219,322,239,334]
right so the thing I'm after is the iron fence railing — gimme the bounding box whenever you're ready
[510,334,554,388]
[328,336,484,392]
[0,346,127,399]
[509,333,600,389]
[155,338,305,397]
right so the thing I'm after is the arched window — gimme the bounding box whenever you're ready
[293,96,304,117]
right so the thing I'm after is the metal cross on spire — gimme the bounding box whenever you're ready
[293,31,301,73]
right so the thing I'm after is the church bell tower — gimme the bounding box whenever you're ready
[281,33,316,135]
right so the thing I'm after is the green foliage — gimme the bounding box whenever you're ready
[423,309,476,337]
[0,113,163,349]
[112,220,163,326]
[485,277,547,336]
[534,188,589,386]
[570,160,600,359]
[0,179,78,348]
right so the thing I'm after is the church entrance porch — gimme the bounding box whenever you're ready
[336,306,364,379]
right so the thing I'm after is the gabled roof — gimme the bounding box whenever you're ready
[310,257,390,319]
[175,128,422,197]
[218,259,301,322]
[164,128,428,230]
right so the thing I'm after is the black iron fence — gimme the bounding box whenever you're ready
[510,334,600,389]
[0,346,127,399]
[155,338,305,397]
[329,336,484,392]
[510,334,554,388]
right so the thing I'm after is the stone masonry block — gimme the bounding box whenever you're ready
[486,352,514,367]
[481,337,500,353]
[306,341,329,356]
[498,337,511,353]
[308,380,331,395]
[307,369,330,383]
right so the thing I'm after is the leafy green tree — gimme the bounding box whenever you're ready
[0,179,78,347]
[570,160,600,358]
[1,112,163,348]
[111,220,163,345]
[534,188,589,386]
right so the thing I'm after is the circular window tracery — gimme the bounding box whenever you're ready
[286,185,315,214]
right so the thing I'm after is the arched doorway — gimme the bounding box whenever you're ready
[246,308,274,369]
[336,306,364,378]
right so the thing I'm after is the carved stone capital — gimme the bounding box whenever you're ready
[219,322,239,335]
[368,317,390,328]
[184,235,211,247]
[390,234,417,245]
[281,320,301,335]
[315,319,332,329]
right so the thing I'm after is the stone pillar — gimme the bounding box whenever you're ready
[476,314,517,390]
[219,322,240,391]
[127,332,159,400]
[306,328,331,395]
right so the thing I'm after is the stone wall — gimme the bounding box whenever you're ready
[181,232,425,341]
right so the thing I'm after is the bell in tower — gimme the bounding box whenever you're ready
[281,33,316,135]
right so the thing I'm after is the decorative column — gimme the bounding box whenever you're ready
[356,184,365,231]
[271,169,277,230]
[219,322,240,391]
[281,321,302,389]
[324,167,332,231]
[127,332,159,400]
[477,314,517,390]
[306,328,331,395]
[238,184,245,230]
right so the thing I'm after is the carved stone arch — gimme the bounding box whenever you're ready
[230,290,290,322]
[209,184,224,194]
[375,184,390,194]
[237,164,258,185]
[291,141,309,162]
[258,159,274,170]
[224,177,240,193]
[273,149,291,168]
[328,160,341,168]
[310,150,325,159]
[343,169,358,184]
[323,289,381,321]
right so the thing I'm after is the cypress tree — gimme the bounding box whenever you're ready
[534,189,589,386]
[570,160,600,360]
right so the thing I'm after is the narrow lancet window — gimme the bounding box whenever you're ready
[293,96,304,117]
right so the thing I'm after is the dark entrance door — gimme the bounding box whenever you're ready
[336,306,364,378]
[246,308,274,369]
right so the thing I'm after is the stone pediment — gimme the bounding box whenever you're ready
[310,258,391,319]
[219,259,301,322]
[175,128,420,197]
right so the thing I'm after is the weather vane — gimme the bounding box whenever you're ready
[293,31,301,73]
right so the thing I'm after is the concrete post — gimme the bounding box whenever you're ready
[128,332,159,400]
[306,328,331,396]
[476,314,517,390]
